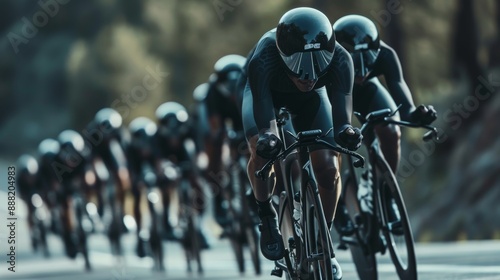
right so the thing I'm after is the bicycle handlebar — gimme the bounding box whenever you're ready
[255,129,365,181]
[356,106,440,142]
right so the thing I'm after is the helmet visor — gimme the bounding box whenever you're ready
[352,49,379,77]
[281,50,333,80]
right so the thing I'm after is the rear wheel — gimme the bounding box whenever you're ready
[375,158,417,280]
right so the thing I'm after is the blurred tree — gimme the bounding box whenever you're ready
[452,0,483,85]
[489,1,500,68]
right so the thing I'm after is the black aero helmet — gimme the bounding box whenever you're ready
[128,117,156,155]
[17,154,39,176]
[155,102,189,137]
[276,7,336,81]
[129,117,157,140]
[94,108,123,135]
[192,83,209,102]
[38,138,60,161]
[333,15,380,77]
[58,130,86,155]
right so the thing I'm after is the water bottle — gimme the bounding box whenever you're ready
[293,192,302,222]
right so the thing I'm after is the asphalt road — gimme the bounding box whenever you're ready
[0,193,499,280]
[1,160,499,280]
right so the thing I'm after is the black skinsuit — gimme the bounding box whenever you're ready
[353,41,415,120]
[241,29,355,145]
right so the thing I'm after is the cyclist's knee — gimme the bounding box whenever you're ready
[375,124,401,144]
[311,150,340,189]
[247,134,267,167]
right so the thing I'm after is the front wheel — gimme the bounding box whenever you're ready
[376,158,417,280]
[305,180,333,280]
[343,170,378,280]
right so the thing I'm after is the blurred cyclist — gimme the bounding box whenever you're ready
[16,154,42,252]
[87,108,130,225]
[56,130,94,259]
[242,8,363,279]
[332,15,437,235]
[36,139,62,234]
[155,101,210,249]
[195,54,249,228]
[126,116,162,258]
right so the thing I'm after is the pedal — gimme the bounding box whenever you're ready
[271,267,283,277]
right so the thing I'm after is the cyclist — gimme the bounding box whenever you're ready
[196,54,249,228]
[87,108,130,225]
[36,139,62,234]
[242,7,362,279]
[126,116,162,258]
[56,130,93,259]
[155,101,210,249]
[16,154,41,251]
[332,15,437,235]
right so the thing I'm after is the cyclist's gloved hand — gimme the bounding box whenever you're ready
[336,125,363,151]
[256,132,282,159]
[409,104,437,125]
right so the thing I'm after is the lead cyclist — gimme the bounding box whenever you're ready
[241,8,363,279]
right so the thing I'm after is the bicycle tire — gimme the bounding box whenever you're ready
[75,198,91,271]
[228,217,245,273]
[179,178,203,274]
[241,182,261,275]
[343,170,378,280]
[147,198,165,271]
[305,179,333,280]
[226,168,245,274]
[375,156,417,280]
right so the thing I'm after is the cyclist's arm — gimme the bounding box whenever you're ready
[326,44,355,135]
[377,42,416,120]
[248,38,280,135]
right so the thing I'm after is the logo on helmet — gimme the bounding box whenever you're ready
[304,43,321,50]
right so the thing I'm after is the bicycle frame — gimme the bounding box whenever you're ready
[257,108,365,279]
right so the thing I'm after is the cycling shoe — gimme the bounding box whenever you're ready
[334,203,355,236]
[258,215,285,260]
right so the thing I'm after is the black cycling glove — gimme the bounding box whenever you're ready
[409,104,437,125]
[256,132,283,159]
[336,125,363,151]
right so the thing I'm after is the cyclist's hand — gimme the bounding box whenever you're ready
[410,104,437,125]
[256,132,283,159]
[336,125,363,151]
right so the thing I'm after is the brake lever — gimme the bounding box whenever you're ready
[422,127,439,142]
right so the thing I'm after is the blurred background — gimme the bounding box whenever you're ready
[0,0,498,242]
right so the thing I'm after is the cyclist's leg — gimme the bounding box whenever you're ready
[360,78,401,173]
[242,81,284,261]
[291,86,342,278]
[203,121,229,227]
[291,87,341,228]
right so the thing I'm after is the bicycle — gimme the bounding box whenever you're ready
[221,130,261,275]
[175,141,205,275]
[256,108,365,280]
[337,106,439,280]
[138,162,166,271]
